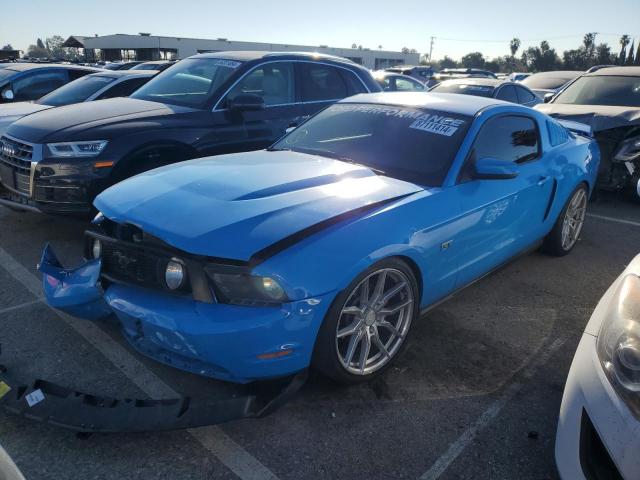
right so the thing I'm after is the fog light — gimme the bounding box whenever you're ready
[165,259,186,290]
[261,276,285,300]
[92,239,102,259]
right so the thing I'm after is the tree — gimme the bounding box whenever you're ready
[562,49,585,70]
[509,38,521,57]
[46,35,66,59]
[1,44,13,51]
[351,43,357,49]
[522,41,559,72]
[595,43,614,65]
[27,44,48,58]
[36,38,45,49]
[461,51,485,69]
[636,42,640,66]
[626,40,636,65]
[582,32,597,64]
[438,55,458,69]
[619,35,631,64]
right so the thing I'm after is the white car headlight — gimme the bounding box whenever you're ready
[596,273,640,418]
[47,140,108,157]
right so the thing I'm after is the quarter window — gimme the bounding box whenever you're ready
[395,77,424,91]
[300,63,348,102]
[226,62,294,106]
[515,86,537,104]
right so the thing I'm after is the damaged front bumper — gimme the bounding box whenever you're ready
[38,244,333,384]
[0,362,307,433]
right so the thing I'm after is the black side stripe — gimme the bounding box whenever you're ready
[249,193,416,267]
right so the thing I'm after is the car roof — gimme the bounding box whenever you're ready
[340,92,505,116]
[435,78,506,88]
[585,66,640,77]
[89,70,158,78]
[138,60,173,65]
[525,70,582,79]
[1,63,100,73]
[194,50,356,65]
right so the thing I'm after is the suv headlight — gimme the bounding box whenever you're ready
[614,136,640,162]
[207,270,288,306]
[47,140,108,157]
[596,274,640,418]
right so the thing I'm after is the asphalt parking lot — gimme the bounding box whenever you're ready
[0,192,639,480]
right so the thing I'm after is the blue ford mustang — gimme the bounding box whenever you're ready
[40,93,599,384]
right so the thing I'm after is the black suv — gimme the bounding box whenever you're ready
[0,52,380,215]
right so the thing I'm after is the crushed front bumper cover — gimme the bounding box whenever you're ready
[0,362,307,433]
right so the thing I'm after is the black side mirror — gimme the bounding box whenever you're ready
[543,92,554,103]
[474,157,519,180]
[227,93,265,111]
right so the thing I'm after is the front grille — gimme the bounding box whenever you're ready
[0,136,33,195]
[100,241,170,291]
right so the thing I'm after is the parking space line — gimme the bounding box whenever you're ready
[0,299,42,315]
[418,337,567,480]
[587,213,640,228]
[0,246,280,480]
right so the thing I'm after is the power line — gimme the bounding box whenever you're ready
[433,32,632,44]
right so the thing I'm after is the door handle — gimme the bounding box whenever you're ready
[537,176,551,186]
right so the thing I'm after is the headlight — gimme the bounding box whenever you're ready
[91,239,102,259]
[596,274,640,418]
[208,271,287,305]
[165,258,186,290]
[614,136,640,162]
[47,140,108,157]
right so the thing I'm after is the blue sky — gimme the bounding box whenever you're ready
[3,0,640,60]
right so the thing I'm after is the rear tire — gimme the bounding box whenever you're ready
[312,258,419,385]
[541,184,588,257]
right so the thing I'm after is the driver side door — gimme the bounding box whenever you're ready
[453,114,554,287]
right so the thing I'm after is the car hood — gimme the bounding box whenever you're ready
[535,103,640,131]
[95,150,423,262]
[6,98,189,143]
[0,102,52,134]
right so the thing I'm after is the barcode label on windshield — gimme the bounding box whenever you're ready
[409,118,464,136]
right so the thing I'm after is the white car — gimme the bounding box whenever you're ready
[556,254,640,479]
[0,444,24,480]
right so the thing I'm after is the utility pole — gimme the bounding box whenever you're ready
[428,36,435,64]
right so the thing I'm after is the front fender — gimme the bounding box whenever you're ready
[38,244,111,320]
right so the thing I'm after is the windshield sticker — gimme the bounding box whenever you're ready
[409,115,466,137]
[209,59,242,69]
[336,104,425,120]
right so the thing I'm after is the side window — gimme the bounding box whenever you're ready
[300,63,348,102]
[396,77,424,91]
[515,86,537,104]
[339,69,368,95]
[68,69,93,81]
[495,84,518,103]
[13,70,68,101]
[96,77,149,100]
[461,116,540,182]
[225,62,294,106]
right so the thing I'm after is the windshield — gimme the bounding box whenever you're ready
[37,75,115,106]
[272,103,472,186]
[130,58,241,107]
[0,69,17,83]
[552,75,640,107]
[131,63,163,71]
[522,73,577,90]
[430,82,494,98]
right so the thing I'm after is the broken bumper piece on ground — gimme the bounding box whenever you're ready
[0,363,307,433]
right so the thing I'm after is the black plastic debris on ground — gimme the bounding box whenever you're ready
[0,362,307,433]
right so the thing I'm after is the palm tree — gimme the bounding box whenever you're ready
[619,34,631,64]
[509,38,521,57]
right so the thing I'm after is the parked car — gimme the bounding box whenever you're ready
[536,66,640,198]
[0,444,24,480]
[428,68,497,87]
[102,61,144,71]
[0,63,101,103]
[130,60,177,72]
[0,70,156,136]
[520,70,582,99]
[373,71,425,91]
[39,92,599,384]
[0,51,380,215]
[556,254,640,479]
[509,72,531,82]
[428,78,540,107]
[384,65,434,83]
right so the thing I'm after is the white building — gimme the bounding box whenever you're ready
[63,34,420,70]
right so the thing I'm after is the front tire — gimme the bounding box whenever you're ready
[542,184,588,256]
[312,258,418,384]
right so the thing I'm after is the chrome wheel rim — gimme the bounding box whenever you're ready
[561,188,587,251]
[335,268,414,376]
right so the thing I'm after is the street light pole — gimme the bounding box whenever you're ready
[428,36,435,63]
